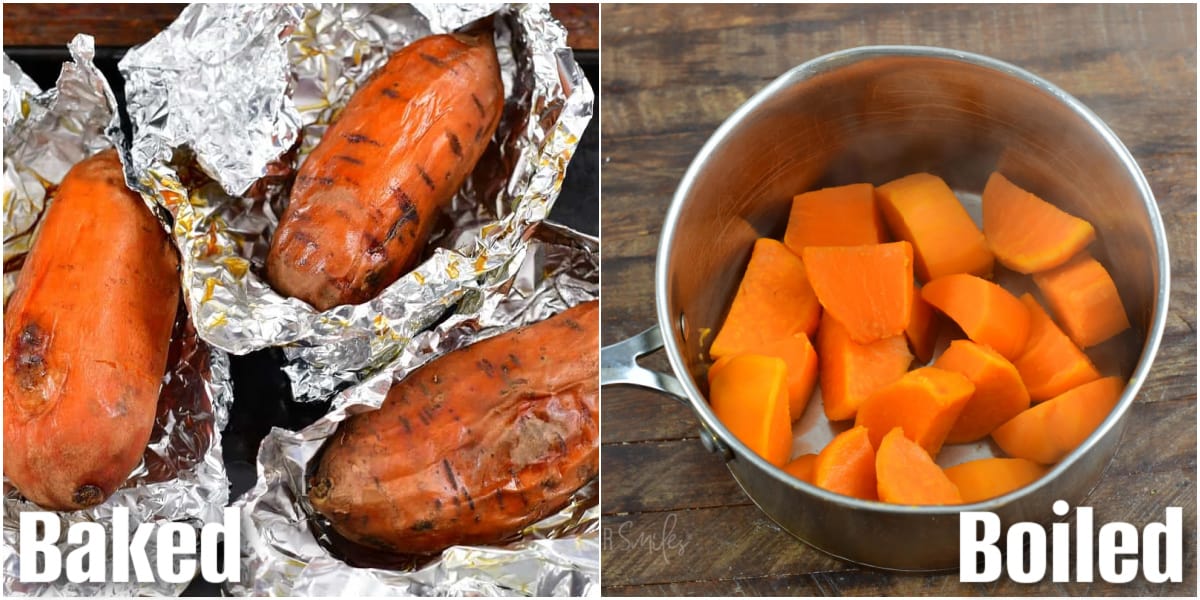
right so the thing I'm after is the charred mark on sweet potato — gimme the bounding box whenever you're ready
[419,53,445,68]
[72,485,104,508]
[13,323,48,392]
[297,174,336,187]
[416,166,436,190]
[411,519,435,532]
[477,358,495,377]
[442,459,460,491]
[341,132,382,146]
[446,132,463,158]
[333,155,365,166]
[471,93,486,117]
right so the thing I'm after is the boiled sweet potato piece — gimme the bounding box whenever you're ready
[921,273,1031,360]
[991,376,1125,464]
[1032,252,1131,348]
[817,314,913,421]
[783,453,818,483]
[855,366,974,456]
[813,426,877,501]
[906,282,940,364]
[802,241,914,344]
[1014,293,1101,401]
[709,332,818,421]
[876,427,962,506]
[708,354,792,467]
[876,172,994,282]
[710,238,821,359]
[982,172,1095,274]
[933,340,1031,444]
[943,457,1049,503]
[783,183,886,253]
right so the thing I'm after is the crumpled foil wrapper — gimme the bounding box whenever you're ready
[119,3,594,401]
[3,36,120,302]
[230,221,598,597]
[1,36,234,596]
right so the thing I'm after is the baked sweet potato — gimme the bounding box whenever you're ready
[3,149,180,511]
[309,300,599,554]
[267,31,505,310]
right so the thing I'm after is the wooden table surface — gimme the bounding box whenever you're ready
[601,3,1196,595]
[2,3,598,50]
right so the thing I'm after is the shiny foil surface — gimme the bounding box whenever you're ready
[1,36,234,597]
[119,3,594,401]
[230,222,598,597]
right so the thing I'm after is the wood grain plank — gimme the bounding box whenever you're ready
[602,461,1196,593]
[601,397,1194,516]
[600,386,695,444]
[602,438,749,514]
[2,4,184,47]
[1,4,599,50]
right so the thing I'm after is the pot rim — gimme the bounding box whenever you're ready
[654,44,1170,516]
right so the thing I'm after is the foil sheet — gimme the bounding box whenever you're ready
[119,3,594,401]
[3,36,120,302]
[230,221,598,597]
[1,37,234,596]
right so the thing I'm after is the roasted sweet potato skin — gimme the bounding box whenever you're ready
[266,32,504,311]
[309,301,599,554]
[3,149,180,511]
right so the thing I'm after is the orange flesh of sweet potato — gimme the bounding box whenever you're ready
[802,241,914,344]
[3,150,180,511]
[267,32,505,310]
[855,366,974,456]
[783,453,818,483]
[921,273,1031,360]
[1032,252,1131,348]
[991,376,1125,464]
[783,183,886,253]
[1014,293,1101,401]
[876,427,962,506]
[813,426,878,501]
[982,172,1096,274]
[817,314,913,421]
[308,301,598,554]
[708,354,792,467]
[943,457,1049,504]
[708,333,817,420]
[710,238,821,359]
[934,340,1031,444]
[876,172,994,282]
[906,282,940,364]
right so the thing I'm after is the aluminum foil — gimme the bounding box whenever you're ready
[230,221,598,597]
[3,36,121,302]
[1,37,234,596]
[119,3,594,401]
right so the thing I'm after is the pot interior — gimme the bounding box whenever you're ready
[661,50,1161,415]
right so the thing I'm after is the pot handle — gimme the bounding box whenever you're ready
[600,325,689,404]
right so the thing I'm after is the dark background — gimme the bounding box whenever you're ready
[4,3,598,596]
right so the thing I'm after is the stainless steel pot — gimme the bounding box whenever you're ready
[601,46,1169,571]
